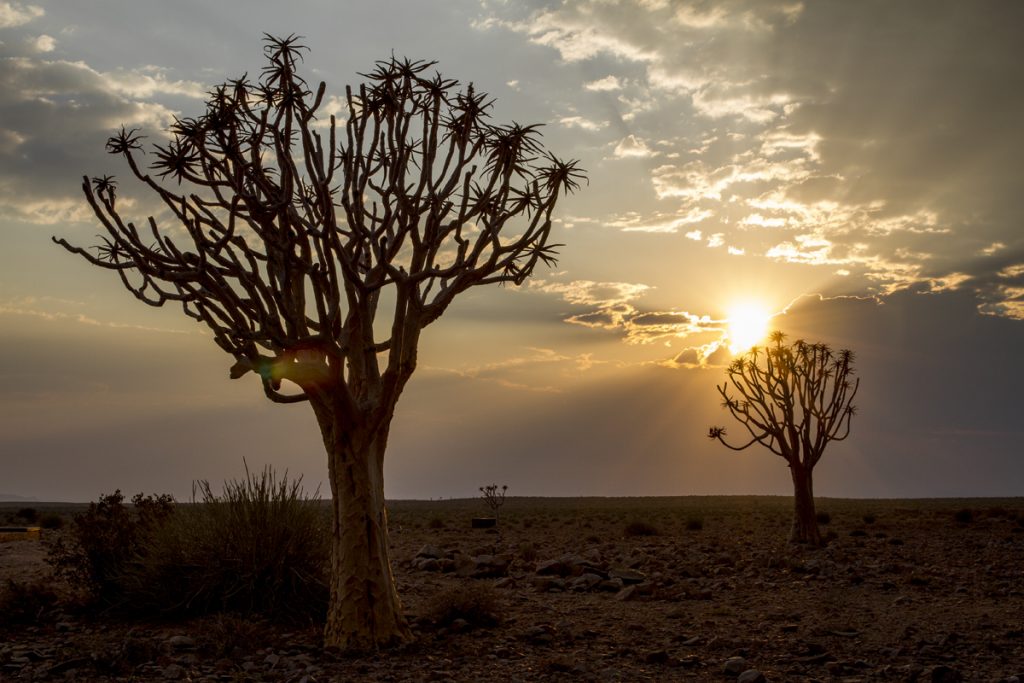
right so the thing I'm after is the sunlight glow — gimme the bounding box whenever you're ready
[726,302,772,353]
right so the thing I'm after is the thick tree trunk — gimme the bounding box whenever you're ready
[789,463,821,546]
[319,416,412,651]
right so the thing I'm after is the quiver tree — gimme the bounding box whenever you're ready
[708,332,859,545]
[54,35,584,650]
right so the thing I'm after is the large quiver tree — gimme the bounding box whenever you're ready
[708,332,859,545]
[55,35,584,650]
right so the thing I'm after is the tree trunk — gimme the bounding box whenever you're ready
[319,415,412,651]
[789,463,821,546]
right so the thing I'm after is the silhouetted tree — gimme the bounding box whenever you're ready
[55,35,583,650]
[708,332,859,545]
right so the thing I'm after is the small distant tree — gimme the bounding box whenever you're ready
[708,332,859,545]
[54,35,583,650]
[479,484,508,524]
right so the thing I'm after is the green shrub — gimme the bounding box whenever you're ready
[123,464,329,621]
[425,583,502,629]
[48,490,175,606]
[624,520,659,537]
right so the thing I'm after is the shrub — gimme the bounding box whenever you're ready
[862,514,876,525]
[428,516,445,530]
[123,464,329,621]
[816,511,831,525]
[15,507,38,523]
[425,583,502,629]
[39,513,64,530]
[685,517,704,531]
[624,520,659,537]
[48,490,175,606]
[953,508,974,524]
[0,579,59,627]
[518,541,538,563]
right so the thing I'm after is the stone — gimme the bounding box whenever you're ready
[925,665,963,683]
[738,670,766,683]
[535,559,568,576]
[568,573,603,592]
[416,544,442,559]
[609,566,647,585]
[167,635,195,650]
[264,653,281,668]
[723,657,748,676]
[162,664,185,680]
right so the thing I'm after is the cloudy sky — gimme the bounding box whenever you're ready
[2,0,1022,501]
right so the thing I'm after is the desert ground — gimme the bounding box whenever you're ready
[2,496,1023,682]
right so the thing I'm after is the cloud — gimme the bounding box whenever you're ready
[0,50,204,223]
[584,75,621,91]
[559,115,606,131]
[613,134,654,158]
[0,1,42,28]
[478,0,1024,318]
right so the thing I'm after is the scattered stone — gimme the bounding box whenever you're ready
[925,665,964,682]
[609,566,647,585]
[167,635,195,650]
[724,656,748,676]
[162,663,185,680]
[416,544,443,559]
[738,670,766,683]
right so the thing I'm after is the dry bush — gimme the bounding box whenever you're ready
[685,517,704,531]
[425,583,503,629]
[124,465,329,621]
[623,520,659,537]
[816,511,832,525]
[0,579,59,627]
[954,508,974,524]
[48,490,175,606]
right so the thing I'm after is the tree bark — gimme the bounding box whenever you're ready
[317,407,412,651]
[789,463,821,546]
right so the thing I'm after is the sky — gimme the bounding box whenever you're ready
[1,0,1022,501]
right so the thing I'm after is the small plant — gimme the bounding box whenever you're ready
[816,511,832,525]
[953,508,974,524]
[479,484,508,524]
[624,520,659,537]
[0,579,59,627]
[427,516,445,530]
[15,507,38,523]
[685,516,704,531]
[518,541,538,563]
[39,513,64,530]
[862,514,876,525]
[425,583,503,629]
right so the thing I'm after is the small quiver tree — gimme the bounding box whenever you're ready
[479,483,508,524]
[708,332,859,545]
[54,35,584,650]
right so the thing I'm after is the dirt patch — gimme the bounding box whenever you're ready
[1,496,1023,681]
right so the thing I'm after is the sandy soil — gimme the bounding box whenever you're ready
[1,496,1023,682]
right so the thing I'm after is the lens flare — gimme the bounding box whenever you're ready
[726,303,772,353]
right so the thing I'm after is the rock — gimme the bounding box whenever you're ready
[162,664,185,680]
[925,665,963,682]
[568,573,603,592]
[416,544,442,559]
[419,557,442,571]
[643,650,670,664]
[536,559,568,576]
[596,578,624,592]
[167,635,195,650]
[724,657,748,676]
[532,576,565,592]
[738,669,767,683]
[264,653,281,668]
[609,566,647,585]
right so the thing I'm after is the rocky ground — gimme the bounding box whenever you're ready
[2,496,1024,682]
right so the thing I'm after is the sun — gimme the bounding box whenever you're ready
[726,302,772,353]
